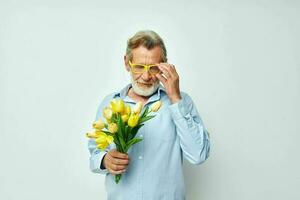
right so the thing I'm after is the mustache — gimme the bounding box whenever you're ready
[136,81,154,85]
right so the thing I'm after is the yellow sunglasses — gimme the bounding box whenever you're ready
[129,60,160,75]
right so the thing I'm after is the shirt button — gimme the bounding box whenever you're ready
[139,156,143,159]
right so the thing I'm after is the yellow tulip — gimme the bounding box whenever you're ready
[86,130,104,138]
[92,119,105,130]
[108,123,118,133]
[103,107,113,120]
[110,99,125,113]
[151,100,162,112]
[133,102,143,114]
[128,113,139,127]
[95,132,114,150]
[94,130,104,137]
[97,143,108,150]
[121,114,129,122]
[86,131,96,138]
[124,105,131,115]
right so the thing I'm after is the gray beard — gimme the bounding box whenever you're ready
[130,75,160,97]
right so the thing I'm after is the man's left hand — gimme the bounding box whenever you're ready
[155,63,182,104]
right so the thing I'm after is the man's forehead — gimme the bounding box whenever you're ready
[131,46,162,63]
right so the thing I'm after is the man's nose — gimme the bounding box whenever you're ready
[141,71,151,81]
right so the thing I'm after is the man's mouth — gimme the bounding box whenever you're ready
[138,82,152,87]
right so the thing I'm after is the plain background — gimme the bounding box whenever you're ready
[1,0,299,200]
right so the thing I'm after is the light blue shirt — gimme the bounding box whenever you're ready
[88,84,211,200]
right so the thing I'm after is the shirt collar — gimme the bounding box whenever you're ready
[113,83,166,104]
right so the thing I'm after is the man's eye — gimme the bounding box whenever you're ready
[134,65,145,70]
[149,66,160,73]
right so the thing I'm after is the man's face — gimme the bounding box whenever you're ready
[125,45,162,97]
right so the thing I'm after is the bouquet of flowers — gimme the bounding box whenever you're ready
[86,98,162,183]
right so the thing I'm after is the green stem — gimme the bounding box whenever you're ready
[115,174,122,184]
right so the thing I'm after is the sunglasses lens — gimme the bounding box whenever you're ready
[149,66,160,74]
[133,65,145,73]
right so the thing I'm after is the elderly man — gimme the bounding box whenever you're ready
[88,30,210,200]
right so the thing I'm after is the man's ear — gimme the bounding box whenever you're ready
[124,55,130,72]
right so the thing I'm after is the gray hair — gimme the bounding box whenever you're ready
[126,30,167,62]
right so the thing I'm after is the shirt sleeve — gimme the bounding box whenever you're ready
[87,94,114,175]
[168,92,211,165]
[88,139,109,174]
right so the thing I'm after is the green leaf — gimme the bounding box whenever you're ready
[119,136,126,153]
[127,138,143,146]
[140,106,149,118]
[111,113,117,123]
[113,115,125,153]
[139,115,155,124]
[102,130,114,136]
[120,118,125,137]
[116,145,122,152]
[124,125,130,142]
[124,138,143,152]
[114,134,124,152]
[129,124,144,140]
[117,114,124,139]
[113,135,121,146]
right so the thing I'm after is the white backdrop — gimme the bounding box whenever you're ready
[1,0,299,200]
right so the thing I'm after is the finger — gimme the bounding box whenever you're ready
[160,63,177,75]
[169,64,177,72]
[162,63,176,72]
[108,163,128,171]
[158,65,171,79]
[106,153,129,168]
[155,73,167,85]
[111,151,129,159]
[112,158,130,165]
[161,63,179,80]
[108,168,126,175]
[159,63,177,78]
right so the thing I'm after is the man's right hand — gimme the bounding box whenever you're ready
[102,149,130,175]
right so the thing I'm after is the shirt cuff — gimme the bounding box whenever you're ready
[90,150,109,174]
[168,98,190,120]
[169,97,198,129]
